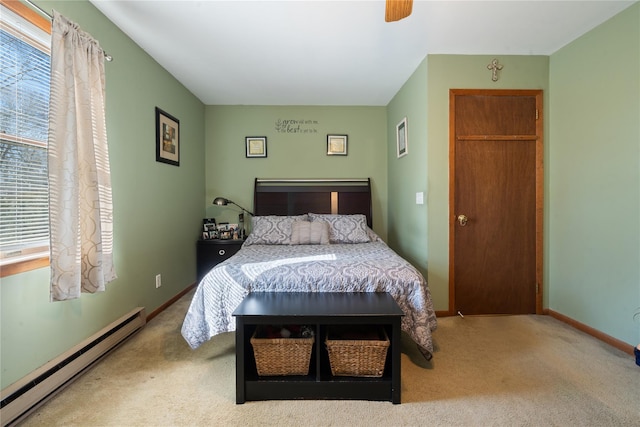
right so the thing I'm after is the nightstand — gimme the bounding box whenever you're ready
[196,239,244,281]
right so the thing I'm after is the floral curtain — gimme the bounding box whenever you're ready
[48,11,116,301]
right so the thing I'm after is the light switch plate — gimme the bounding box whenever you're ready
[416,192,424,205]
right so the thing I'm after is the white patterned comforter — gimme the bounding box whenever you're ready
[181,240,438,354]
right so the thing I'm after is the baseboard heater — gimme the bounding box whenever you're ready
[0,307,146,427]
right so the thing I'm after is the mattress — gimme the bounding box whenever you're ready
[181,239,437,355]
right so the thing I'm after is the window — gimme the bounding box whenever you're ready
[0,2,51,275]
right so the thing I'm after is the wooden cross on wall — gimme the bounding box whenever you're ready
[487,59,503,82]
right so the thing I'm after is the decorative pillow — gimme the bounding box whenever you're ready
[307,213,370,244]
[244,215,308,245]
[290,220,330,245]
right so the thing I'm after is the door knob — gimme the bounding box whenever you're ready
[457,214,468,226]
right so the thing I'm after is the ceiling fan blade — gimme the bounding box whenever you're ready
[385,0,413,22]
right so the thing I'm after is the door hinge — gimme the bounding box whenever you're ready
[536,283,539,294]
[535,109,539,120]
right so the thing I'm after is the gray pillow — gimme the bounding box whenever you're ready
[244,215,308,245]
[307,213,370,244]
[290,220,330,245]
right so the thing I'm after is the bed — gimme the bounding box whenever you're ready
[181,178,437,358]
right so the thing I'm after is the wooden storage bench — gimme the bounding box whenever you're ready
[232,292,404,404]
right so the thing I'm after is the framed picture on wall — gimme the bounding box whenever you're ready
[396,117,408,158]
[246,136,267,158]
[155,107,180,166]
[327,134,348,156]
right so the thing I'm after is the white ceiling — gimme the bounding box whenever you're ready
[89,0,635,106]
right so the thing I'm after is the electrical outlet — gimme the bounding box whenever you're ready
[155,274,162,288]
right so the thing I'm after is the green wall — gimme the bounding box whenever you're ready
[0,0,205,389]
[386,58,429,278]
[388,54,549,311]
[203,106,388,239]
[548,3,640,346]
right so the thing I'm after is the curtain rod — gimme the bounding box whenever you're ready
[23,0,113,62]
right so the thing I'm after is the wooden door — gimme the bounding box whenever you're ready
[449,89,543,315]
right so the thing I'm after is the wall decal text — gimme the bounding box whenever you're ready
[275,118,319,134]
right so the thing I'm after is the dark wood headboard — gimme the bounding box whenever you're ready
[253,178,372,228]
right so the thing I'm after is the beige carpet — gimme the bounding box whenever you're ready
[20,290,640,426]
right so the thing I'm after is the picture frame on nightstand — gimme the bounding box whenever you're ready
[202,218,217,240]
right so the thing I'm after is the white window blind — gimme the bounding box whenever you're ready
[0,5,50,263]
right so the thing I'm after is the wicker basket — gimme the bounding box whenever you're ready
[325,327,390,377]
[250,328,314,376]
